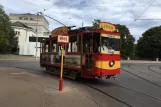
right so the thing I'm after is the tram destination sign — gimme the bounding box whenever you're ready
[51,27,68,37]
[57,35,69,44]
[99,22,116,32]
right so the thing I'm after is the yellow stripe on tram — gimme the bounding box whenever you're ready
[95,61,120,70]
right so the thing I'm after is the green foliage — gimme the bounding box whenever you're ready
[92,19,101,29]
[0,8,17,53]
[136,26,161,60]
[116,24,135,59]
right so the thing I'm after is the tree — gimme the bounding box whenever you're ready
[0,7,17,53]
[8,28,18,53]
[136,26,161,60]
[92,19,101,29]
[116,24,135,59]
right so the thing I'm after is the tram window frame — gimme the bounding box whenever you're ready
[45,40,50,52]
[66,35,81,53]
[82,33,93,53]
[93,33,100,53]
[51,39,57,53]
[41,41,44,53]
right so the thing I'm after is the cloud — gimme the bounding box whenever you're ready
[1,0,161,42]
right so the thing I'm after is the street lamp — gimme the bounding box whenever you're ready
[124,35,130,60]
[124,35,127,42]
[35,13,39,60]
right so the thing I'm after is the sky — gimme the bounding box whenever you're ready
[1,0,161,42]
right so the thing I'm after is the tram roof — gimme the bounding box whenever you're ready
[68,26,97,34]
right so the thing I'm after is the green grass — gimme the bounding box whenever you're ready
[0,54,36,59]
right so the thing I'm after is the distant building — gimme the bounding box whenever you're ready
[12,21,45,56]
[9,13,50,56]
[9,13,50,37]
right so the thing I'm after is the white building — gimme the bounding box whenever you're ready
[9,13,50,56]
[12,21,42,56]
[9,13,50,37]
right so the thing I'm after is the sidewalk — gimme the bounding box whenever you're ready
[0,66,97,107]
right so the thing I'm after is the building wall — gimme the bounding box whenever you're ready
[9,13,50,37]
[13,27,40,57]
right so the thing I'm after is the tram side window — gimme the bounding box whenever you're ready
[67,36,81,52]
[93,33,100,53]
[41,42,44,52]
[58,45,62,56]
[77,36,81,52]
[67,42,71,52]
[72,36,77,52]
[45,40,50,52]
[52,40,57,52]
[83,34,93,53]
[45,44,49,52]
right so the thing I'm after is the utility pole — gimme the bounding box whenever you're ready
[35,13,39,60]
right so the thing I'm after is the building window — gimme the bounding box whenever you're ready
[24,17,28,20]
[30,18,33,20]
[19,17,22,20]
[18,31,20,35]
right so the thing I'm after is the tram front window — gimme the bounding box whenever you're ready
[100,36,120,53]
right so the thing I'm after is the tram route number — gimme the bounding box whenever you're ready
[57,35,69,44]
[108,34,115,38]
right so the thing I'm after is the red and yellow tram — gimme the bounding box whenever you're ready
[40,22,120,80]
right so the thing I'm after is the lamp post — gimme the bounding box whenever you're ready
[35,13,39,60]
[124,35,129,60]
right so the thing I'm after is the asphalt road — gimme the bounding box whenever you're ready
[0,59,161,107]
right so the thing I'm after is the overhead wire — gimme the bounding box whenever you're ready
[135,19,161,20]
[15,0,161,28]
[19,0,44,9]
[129,0,157,27]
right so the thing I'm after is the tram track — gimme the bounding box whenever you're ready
[83,81,161,107]
[128,65,161,79]
[122,66,161,88]
[159,66,161,70]
[0,64,132,107]
[82,79,161,106]
[114,83,161,101]
[84,83,133,107]
[1,64,161,107]
[148,65,161,75]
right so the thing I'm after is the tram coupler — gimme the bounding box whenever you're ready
[105,76,110,79]
[112,76,117,80]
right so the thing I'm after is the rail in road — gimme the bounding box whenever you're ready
[1,60,161,107]
[122,65,161,88]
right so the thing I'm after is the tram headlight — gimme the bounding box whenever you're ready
[109,60,115,67]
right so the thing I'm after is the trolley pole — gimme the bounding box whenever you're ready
[59,44,64,91]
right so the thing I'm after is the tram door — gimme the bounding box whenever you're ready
[82,33,100,71]
[82,33,93,70]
